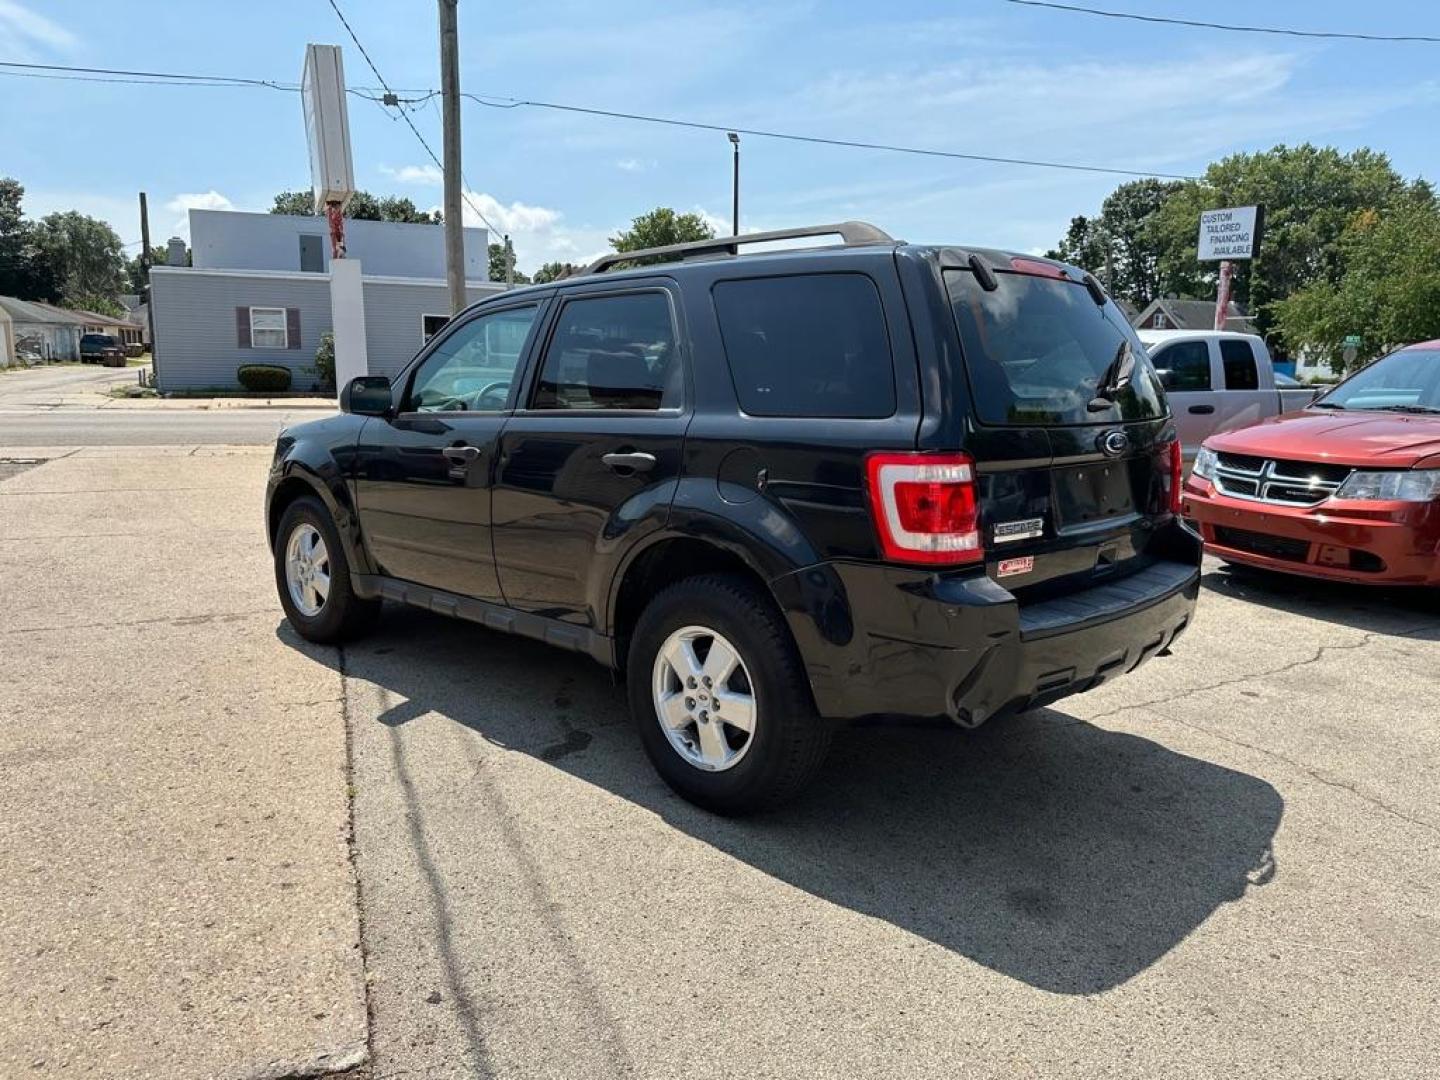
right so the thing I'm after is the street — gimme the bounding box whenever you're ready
[1,436,1436,1078]
[0,363,138,403]
[0,362,333,446]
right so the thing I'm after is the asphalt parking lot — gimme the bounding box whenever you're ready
[2,445,1437,1078]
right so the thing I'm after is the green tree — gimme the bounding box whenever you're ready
[270,189,441,223]
[0,177,30,297]
[1273,196,1440,371]
[487,242,531,284]
[125,244,186,292]
[71,294,125,318]
[609,207,715,253]
[1048,180,1189,305]
[30,211,125,308]
[532,260,581,284]
[1150,145,1426,338]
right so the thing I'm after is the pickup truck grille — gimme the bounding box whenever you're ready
[1213,454,1351,507]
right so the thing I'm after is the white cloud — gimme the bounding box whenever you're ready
[615,158,656,173]
[0,0,77,58]
[165,191,236,238]
[691,207,734,237]
[380,163,445,186]
[422,190,605,273]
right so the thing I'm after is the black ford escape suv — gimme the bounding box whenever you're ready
[267,222,1200,813]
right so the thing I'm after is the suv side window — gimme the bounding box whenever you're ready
[405,304,539,413]
[1220,339,1259,390]
[1151,340,1211,392]
[531,292,679,411]
[713,273,895,418]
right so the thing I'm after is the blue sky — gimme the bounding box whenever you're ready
[2,0,1437,273]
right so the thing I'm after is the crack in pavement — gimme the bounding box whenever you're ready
[0,608,279,637]
[339,645,378,1079]
[1087,625,1439,835]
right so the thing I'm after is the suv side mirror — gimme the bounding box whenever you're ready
[340,375,393,416]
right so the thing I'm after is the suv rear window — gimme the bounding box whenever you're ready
[945,269,1166,426]
[713,273,895,418]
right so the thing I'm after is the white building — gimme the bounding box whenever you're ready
[150,209,501,391]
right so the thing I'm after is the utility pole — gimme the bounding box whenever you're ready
[727,132,740,235]
[438,0,466,313]
[138,192,156,384]
[504,234,515,287]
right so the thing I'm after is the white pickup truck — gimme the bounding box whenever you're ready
[1136,330,1319,459]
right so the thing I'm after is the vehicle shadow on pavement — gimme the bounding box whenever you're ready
[1202,564,1440,636]
[295,605,1284,997]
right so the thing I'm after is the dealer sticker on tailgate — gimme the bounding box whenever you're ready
[997,556,1035,578]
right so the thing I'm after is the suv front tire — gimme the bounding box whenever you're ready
[274,496,381,643]
[627,573,831,814]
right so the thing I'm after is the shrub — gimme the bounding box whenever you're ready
[311,331,336,393]
[236,363,293,393]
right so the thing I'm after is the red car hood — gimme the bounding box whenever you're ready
[1206,410,1440,468]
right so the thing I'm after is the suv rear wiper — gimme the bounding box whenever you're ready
[1310,401,1345,409]
[1375,404,1440,414]
[1087,341,1136,411]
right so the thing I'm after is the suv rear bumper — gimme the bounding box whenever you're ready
[772,551,1200,726]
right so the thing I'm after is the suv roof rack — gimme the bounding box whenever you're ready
[580,221,895,276]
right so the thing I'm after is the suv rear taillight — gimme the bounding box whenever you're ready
[865,452,982,565]
[1166,439,1183,515]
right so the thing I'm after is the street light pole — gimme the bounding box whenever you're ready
[727,132,740,236]
[438,0,466,315]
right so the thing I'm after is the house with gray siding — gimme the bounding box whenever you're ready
[150,209,501,391]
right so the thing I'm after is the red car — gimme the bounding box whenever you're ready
[1182,340,1440,587]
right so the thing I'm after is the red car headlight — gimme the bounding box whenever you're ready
[1335,469,1440,502]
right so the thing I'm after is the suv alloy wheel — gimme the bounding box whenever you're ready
[627,573,831,814]
[273,496,381,644]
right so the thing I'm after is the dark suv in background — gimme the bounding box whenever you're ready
[79,333,125,366]
[267,222,1200,813]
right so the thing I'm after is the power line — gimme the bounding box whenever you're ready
[0,59,295,87]
[0,55,1200,183]
[0,59,421,97]
[464,93,1199,181]
[1003,1,1440,44]
[321,0,502,236]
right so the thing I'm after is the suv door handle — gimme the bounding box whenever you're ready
[602,451,657,473]
[1188,404,1216,415]
[442,445,482,464]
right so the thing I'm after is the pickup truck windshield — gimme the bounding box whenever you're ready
[946,269,1166,426]
[1316,348,1440,412]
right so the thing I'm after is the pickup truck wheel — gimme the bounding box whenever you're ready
[627,573,831,814]
[274,496,380,644]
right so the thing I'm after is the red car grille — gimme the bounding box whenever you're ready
[1213,454,1351,507]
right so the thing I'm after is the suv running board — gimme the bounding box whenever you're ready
[351,574,615,668]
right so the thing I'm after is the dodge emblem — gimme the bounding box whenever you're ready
[1099,430,1130,457]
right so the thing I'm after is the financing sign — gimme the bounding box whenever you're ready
[1197,206,1262,261]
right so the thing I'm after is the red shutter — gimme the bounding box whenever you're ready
[286,308,302,349]
[236,307,251,348]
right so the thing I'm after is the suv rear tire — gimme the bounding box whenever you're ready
[274,496,381,644]
[627,573,831,814]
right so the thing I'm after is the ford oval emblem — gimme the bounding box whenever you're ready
[1099,430,1130,457]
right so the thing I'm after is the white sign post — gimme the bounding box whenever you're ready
[301,44,366,397]
[1196,205,1263,332]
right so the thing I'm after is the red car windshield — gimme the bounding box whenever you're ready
[1316,349,1440,414]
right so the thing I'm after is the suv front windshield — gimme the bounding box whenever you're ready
[1315,348,1440,413]
[946,269,1166,426]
